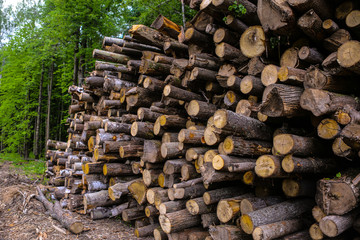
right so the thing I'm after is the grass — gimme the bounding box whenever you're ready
[0,152,46,181]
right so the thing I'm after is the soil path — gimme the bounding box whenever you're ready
[0,161,153,240]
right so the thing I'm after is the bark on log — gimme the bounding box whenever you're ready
[159,209,201,233]
[337,40,360,75]
[223,136,272,157]
[240,198,314,234]
[300,88,359,117]
[255,155,288,178]
[240,196,284,215]
[93,49,131,65]
[319,210,360,237]
[281,155,337,174]
[35,186,83,234]
[252,219,304,240]
[212,154,256,171]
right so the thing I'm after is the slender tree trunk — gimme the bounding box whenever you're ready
[24,88,30,159]
[73,28,80,86]
[59,91,63,141]
[34,63,44,160]
[45,61,54,152]
[79,37,87,86]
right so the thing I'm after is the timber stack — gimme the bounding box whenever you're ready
[43,0,360,239]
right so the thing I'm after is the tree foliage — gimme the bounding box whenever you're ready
[0,0,194,158]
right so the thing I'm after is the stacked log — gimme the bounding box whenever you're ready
[44,1,360,239]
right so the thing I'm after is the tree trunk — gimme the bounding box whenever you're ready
[34,63,44,159]
[159,209,201,234]
[45,61,54,152]
[252,219,304,240]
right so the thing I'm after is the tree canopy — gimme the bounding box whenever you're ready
[0,0,194,158]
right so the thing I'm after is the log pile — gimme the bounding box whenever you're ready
[43,0,360,239]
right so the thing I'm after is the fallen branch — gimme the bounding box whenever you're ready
[35,186,83,234]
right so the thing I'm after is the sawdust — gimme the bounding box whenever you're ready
[0,161,154,240]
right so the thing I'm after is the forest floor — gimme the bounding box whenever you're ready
[0,160,154,240]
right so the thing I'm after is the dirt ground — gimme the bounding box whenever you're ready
[0,161,154,240]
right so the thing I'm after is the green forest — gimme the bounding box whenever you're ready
[0,0,195,160]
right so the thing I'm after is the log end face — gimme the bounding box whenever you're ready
[281,155,294,173]
[159,215,171,234]
[223,137,234,154]
[273,134,294,155]
[163,85,171,97]
[317,119,341,140]
[240,76,253,94]
[278,66,289,81]
[252,227,263,240]
[212,155,225,170]
[346,10,360,28]
[240,26,266,58]
[186,200,199,215]
[261,64,279,86]
[131,122,138,137]
[213,109,227,129]
[69,222,84,234]
[243,171,255,185]
[215,43,225,58]
[282,179,300,197]
[240,214,254,234]
[216,200,233,223]
[319,218,338,237]
[255,155,277,178]
[337,40,360,68]
[203,192,211,205]
[240,199,253,215]
[158,173,165,188]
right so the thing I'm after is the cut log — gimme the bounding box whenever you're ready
[240,75,264,96]
[240,196,284,214]
[186,147,209,161]
[163,159,187,175]
[309,223,323,240]
[186,197,216,215]
[240,198,314,234]
[223,136,272,157]
[128,24,176,48]
[213,109,273,141]
[312,205,327,223]
[163,84,203,101]
[300,88,359,117]
[186,100,217,120]
[212,154,256,171]
[159,200,187,215]
[317,118,341,140]
[260,84,305,118]
[257,0,296,35]
[215,42,248,62]
[131,121,155,139]
[282,179,316,197]
[297,9,326,42]
[252,219,304,240]
[142,140,164,163]
[224,15,248,33]
[273,134,328,157]
[93,49,131,64]
[209,225,250,240]
[316,169,360,215]
[122,207,146,221]
[281,155,337,174]
[337,40,360,74]
[213,28,240,47]
[323,29,352,53]
[216,194,255,223]
[201,213,220,228]
[319,210,360,237]
[298,46,324,64]
[128,179,148,205]
[240,26,266,58]
[255,155,288,178]
[35,187,83,234]
[170,183,207,200]
[203,186,245,205]
[159,209,201,233]
[119,144,143,158]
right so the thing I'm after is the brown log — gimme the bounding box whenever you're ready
[161,142,186,159]
[189,54,221,70]
[203,187,245,205]
[143,169,162,187]
[120,144,144,158]
[273,134,327,156]
[128,179,148,205]
[304,67,357,94]
[209,225,250,240]
[92,49,131,64]
[200,162,244,185]
[143,77,166,92]
[128,24,176,48]
[261,64,280,86]
[297,9,326,42]
[235,99,258,118]
[240,196,284,215]
[151,15,181,39]
[223,136,272,157]
[186,197,216,215]
[213,28,240,47]
[332,137,357,159]
[163,159,188,175]
[309,223,323,240]
[312,205,327,223]
[185,147,209,161]
[163,84,203,101]
[240,199,314,234]
[169,183,207,200]
[224,15,248,33]
[159,209,201,233]
[255,155,288,178]
[281,155,337,174]
[335,105,360,125]
[298,46,324,64]
[316,169,360,215]
[277,67,306,86]
[201,213,220,228]
[162,132,179,143]
[185,27,212,45]
[216,194,255,223]
[322,19,339,34]
[252,219,304,240]
[260,84,305,117]
[287,0,332,20]
[240,75,264,96]
[213,109,273,141]
[122,207,146,222]
[300,88,359,117]
[282,179,316,197]
[317,118,341,140]
[240,26,266,58]
[142,140,164,163]
[319,210,359,237]
[212,154,256,171]
[159,200,187,215]
[186,100,217,120]
[103,163,133,177]
[257,0,296,35]
[83,162,104,174]
[131,121,155,139]
[35,187,83,234]
[323,29,352,53]
[215,42,248,62]
[337,40,360,74]
[280,47,307,69]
